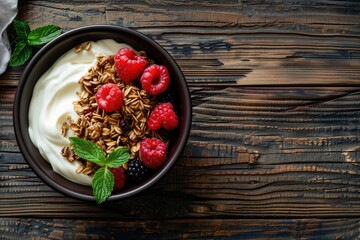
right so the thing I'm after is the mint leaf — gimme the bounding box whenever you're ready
[69,137,106,166]
[9,41,32,67]
[28,25,61,46]
[105,147,130,168]
[14,20,30,40]
[92,167,114,204]
[68,137,131,204]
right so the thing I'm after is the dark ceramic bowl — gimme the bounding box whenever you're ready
[14,25,191,202]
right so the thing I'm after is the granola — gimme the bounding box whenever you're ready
[61,54,163,175]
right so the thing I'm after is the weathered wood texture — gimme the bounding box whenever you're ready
[11,0,360,87]
[1,218,359,240]
[1,0,360,238]
[2,87,360,219]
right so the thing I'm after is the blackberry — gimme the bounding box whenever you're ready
[156,91,180,116]
[126,160,149,183]
[157,91,176,104]
[157,128,173,141]
[132,79,142,89]
[120,117,132,132]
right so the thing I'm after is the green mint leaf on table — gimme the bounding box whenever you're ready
[69,137,106,166]
[69,137,130,203]
[92,167,114,204]
[27,25,61,46]
[9,41,32,67]
[13,20,30,40]
[9,20,61,67]
[105,147,131,168]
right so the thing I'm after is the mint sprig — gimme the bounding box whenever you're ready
[70,137,106,166]
[69,137,130,204]
[105,148,131,168]
[28,25,62,46]
[9,19,61,67]
[10,41,32,67]
[92,167,114,204]
[14,20,30,41]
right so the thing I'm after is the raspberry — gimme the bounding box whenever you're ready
[95,83,124,112]
[109,167,126,190]
[147,103,179,131]
[126,160,149,183]
[114,48,147,83]
[139,138,167,169]
[140,64,170,95]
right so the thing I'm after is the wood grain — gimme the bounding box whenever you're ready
[1,218,359,239]
[8,0,359,87]
[2,87,360,218]
[1,0,360,238]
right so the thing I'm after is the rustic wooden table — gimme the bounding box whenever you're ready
[1,0,360,239]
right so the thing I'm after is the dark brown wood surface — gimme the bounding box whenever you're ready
[1,0,360,239]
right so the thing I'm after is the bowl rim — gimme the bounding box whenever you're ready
[13,24,192,202]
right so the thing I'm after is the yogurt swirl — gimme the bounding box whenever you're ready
[28,39,131,186]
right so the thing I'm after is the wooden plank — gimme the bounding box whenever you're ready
[0,217,359,240]
[0,88,18,152]
[0,68,23,87]
[22,0,360,35]
[2,87,360,218]
[2,0,360,236]
[1,0,355,87]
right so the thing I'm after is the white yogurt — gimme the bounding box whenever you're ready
[28,39,131,186]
